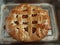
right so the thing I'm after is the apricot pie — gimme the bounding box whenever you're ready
[6,4,51,42]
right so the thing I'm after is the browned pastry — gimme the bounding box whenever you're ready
[6,4,51,42]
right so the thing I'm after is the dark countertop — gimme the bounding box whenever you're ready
[0,0,60,45]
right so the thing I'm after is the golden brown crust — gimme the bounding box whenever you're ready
[6,4,51,42]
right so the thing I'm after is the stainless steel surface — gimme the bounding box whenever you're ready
[0,3,59,44]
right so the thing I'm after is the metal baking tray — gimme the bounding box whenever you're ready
[0,3,58,44]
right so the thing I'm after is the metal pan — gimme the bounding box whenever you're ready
[0,3,59,44]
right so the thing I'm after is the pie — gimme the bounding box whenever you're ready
[6,4,51,42]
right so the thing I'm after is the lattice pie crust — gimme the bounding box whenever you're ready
[6,4,51,42]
